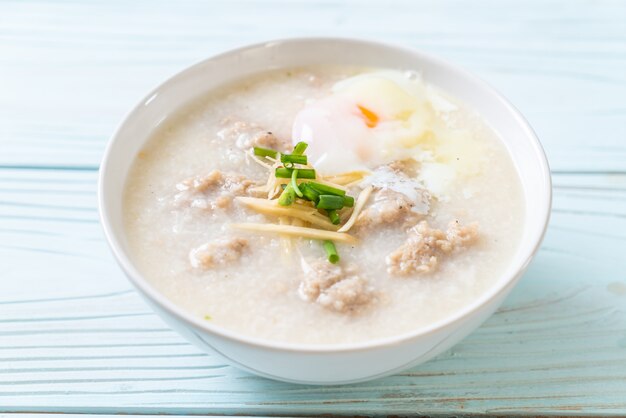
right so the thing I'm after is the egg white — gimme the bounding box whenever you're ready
[291,71,433,175]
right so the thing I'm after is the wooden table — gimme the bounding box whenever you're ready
[2,1,626,416]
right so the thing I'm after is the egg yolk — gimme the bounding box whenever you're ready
[357,105,379,128]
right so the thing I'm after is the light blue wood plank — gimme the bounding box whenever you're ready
[1,0,626,416]
[0,415,274,418]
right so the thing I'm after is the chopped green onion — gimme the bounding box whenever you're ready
[292,141,308,155]
[323,240,340,264]
[343,195,355,207]
[281,154,307,165]
[327,209,340,225]
[278,184,295,206]
[253,147,278,158]
[317,194,344,210]
[275,167,316,179]
[306,181,346,196]
[291,169,304,198]
[300,183,320,204]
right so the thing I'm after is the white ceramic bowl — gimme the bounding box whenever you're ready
[99,38,551,385]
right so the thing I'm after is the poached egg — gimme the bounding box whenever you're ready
[292,70,433,175]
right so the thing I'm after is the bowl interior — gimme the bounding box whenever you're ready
[99,38,551,351]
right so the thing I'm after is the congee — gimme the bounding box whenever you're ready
[123,67,524,345]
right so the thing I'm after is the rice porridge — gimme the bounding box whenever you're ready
[123,67,524,345]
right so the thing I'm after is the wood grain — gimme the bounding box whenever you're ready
[1,0,626,416]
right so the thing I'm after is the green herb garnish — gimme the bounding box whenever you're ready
[300,183,320,204]
[291,169,304,198]
[281,153,307,165]
[250,141,357,265]
[327,209,340,225]
[323,240,340,264]
[253,147,278,158]
[292,141,308,155]
[305,181,346,197]
[278,184,296,206]
[275,167,316,179]
[300,181,355,209]
[317,194,345,210]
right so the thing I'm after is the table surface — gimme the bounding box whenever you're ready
[2,0,626,416]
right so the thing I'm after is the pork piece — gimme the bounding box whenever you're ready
[189,237,248,270]
[299,260,374,313]
[174,170,258,210]
[355,188,422,230]
[386,220,478,276]
[218,120,290,152]
[355,163,430,231]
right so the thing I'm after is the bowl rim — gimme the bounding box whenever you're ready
[98,36,552,354]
